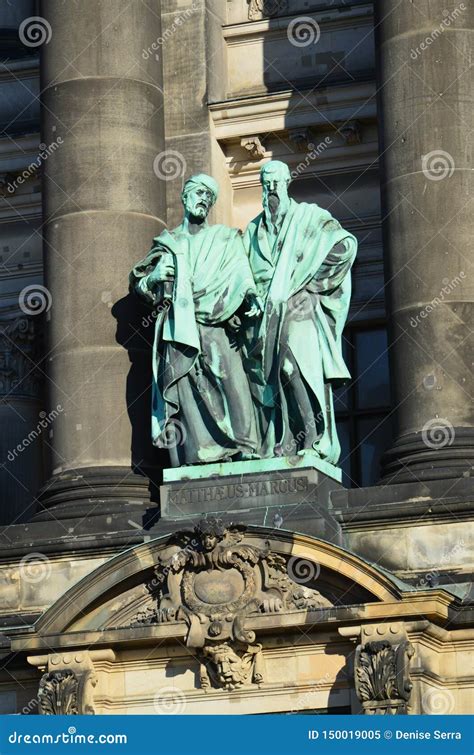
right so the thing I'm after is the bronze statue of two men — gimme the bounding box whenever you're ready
[130,161,357,468]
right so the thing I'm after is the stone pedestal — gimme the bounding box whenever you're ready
[160,453,344,542]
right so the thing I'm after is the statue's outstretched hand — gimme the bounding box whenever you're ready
[244,292,264,318]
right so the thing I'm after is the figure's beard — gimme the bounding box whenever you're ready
[190,203,208,218]
[185,201,209,225]
[263,190,288,229]
[267,193,280,217]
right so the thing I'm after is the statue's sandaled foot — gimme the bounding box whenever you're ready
[233,451,260,461]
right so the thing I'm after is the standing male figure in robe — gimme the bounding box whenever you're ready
[130,174,262,466]
[243,160,357,465]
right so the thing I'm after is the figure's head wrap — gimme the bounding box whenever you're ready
[181,174,219,204]
[260,160,291,184]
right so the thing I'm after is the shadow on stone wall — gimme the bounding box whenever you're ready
[112,293,167,505]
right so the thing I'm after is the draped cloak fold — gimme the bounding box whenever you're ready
[130,224,258,465]
[243,199,357,463]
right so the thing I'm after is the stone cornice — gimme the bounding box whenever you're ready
[9,593,467,654]
[223,4,374,41]
[210,82,376,141]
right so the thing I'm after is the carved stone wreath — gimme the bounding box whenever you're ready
[128,518,332,651]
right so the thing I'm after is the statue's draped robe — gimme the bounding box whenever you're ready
[130,224,258,466]
[243,199,357,463]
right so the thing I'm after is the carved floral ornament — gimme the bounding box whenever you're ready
[38,669,95,715]
[30,651,106,716]
[354,629,415,715]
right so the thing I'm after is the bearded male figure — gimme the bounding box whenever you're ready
[243,161,357,465]
[130,174,262,466]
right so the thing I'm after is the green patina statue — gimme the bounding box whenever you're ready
[130,174,262,466]
[130,162,356,469]
[242,160,357,464]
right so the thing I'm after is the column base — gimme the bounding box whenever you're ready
[32,466,159,522]
[380,427,474,483]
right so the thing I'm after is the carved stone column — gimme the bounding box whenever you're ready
[37,0,167,516]
[375,1,473,482]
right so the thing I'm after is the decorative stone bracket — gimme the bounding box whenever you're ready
[247,0,288,21]
[199,641,265,692]
[241,136,266,160]
[288,128,313,150]
[28,649,115,715]
[337,120,361,146]
[352,624,414,714]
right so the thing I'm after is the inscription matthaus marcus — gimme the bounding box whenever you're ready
[168,476,309,506]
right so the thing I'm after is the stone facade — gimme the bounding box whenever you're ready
[0,0,472,716]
